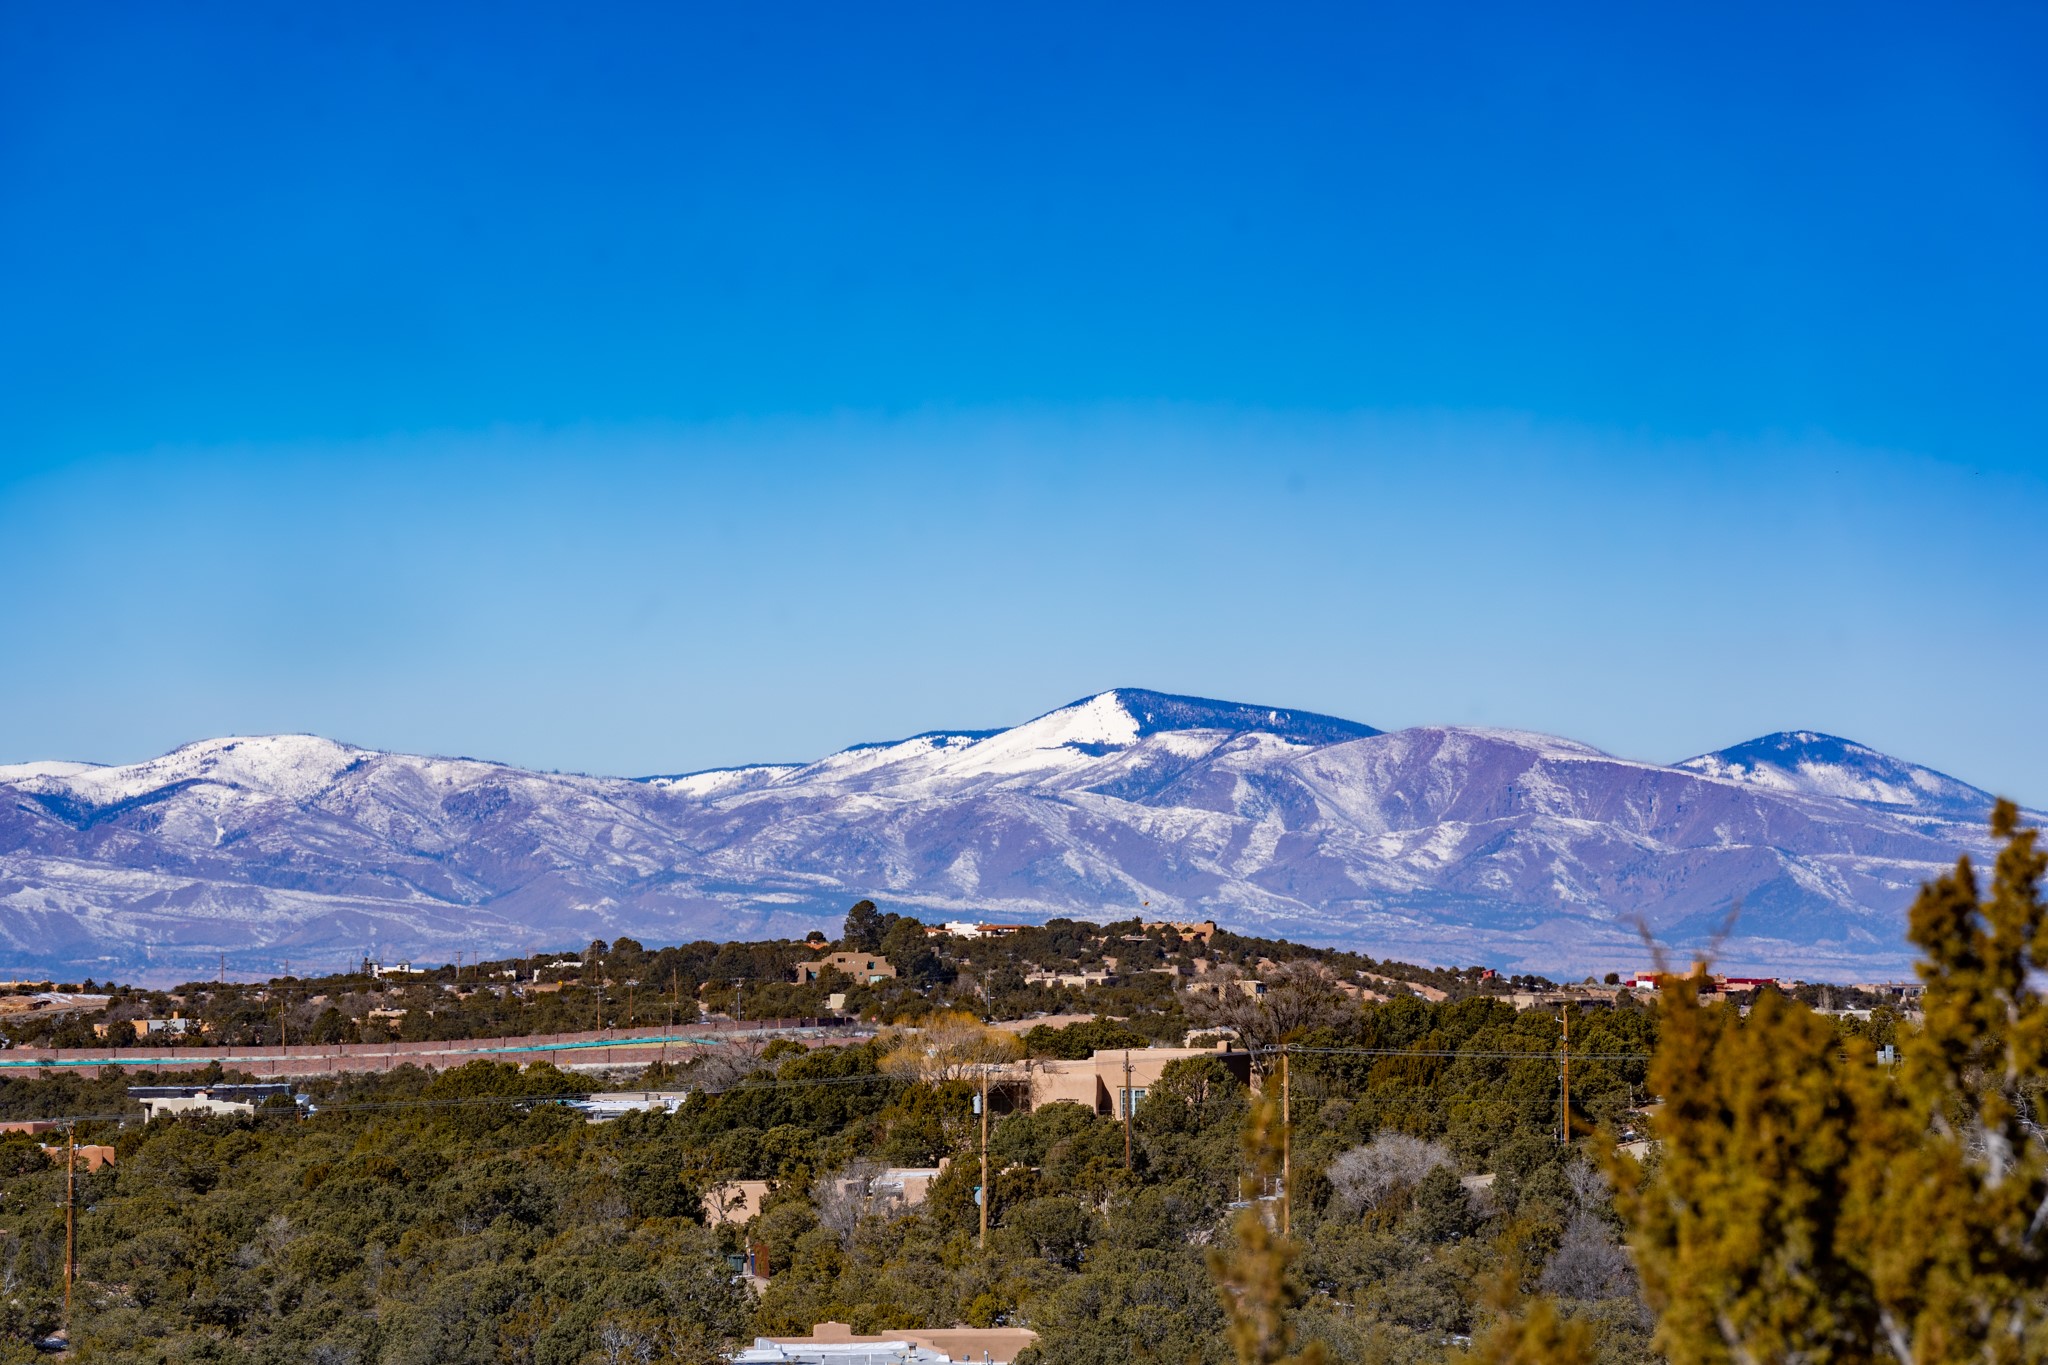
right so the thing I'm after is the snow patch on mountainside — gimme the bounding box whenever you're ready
[942,691,1144,771]
[643,765,803,798]
[0,761,102,782]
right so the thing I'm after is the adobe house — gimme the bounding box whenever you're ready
[997,1044,1253,1117]
[792,953,896,985]
[703,1179,774,1226]
[129,1083,299,1121]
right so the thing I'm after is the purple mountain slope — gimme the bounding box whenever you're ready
[0,689,2030,982]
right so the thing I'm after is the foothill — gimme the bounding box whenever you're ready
[0,854,1982,1364]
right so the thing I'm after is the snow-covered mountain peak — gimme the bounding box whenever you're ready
[1677,731,1992,815]
[3,695,2032,983]
[1104,688,1381,745]
[898,689,1380,784]
[18,734,370,806]
[1008,691,1147,749]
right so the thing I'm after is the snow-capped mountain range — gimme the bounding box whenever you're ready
[0,689,2032,982]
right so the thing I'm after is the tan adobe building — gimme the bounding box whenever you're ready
[793,953,896,984]
[999,1044,1252,1118]
[703,1179,774,1226]
[1023,967,1116,989]
[816,1162,949,1209]
[43,1144,115,1172]
[1144,919,1218,944]
[1184,976,1266,1000]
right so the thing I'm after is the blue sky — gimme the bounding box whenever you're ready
[2,3,2044,801]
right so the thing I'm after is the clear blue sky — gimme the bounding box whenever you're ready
[2,3,2044,802]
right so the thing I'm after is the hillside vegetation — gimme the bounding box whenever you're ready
[1,802,2037,1364]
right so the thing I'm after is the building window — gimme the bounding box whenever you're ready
[1118,1087,1148,1118]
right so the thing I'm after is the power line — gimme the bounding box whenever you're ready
[1249,1045,1654,1062]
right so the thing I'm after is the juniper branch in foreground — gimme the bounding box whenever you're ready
[1615,800,2048,1364]
[1208,1096,1327,1365]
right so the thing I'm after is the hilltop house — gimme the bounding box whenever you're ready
[792,953,896,985]
[1023,967,1116,989]
[1143,919,1219,944]
[934,922,1026,939]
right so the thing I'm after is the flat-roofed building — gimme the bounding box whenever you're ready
[129,1084,299,1121]
[704,1179,775,1226]
[732,1320,1037,1363]
[1001,1045,1252,1118]
[794,953,897,985]
[41,1143,114,1172]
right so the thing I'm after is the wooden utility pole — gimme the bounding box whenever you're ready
[1559,1010,1572,1146]
[1280,1044,1292,1237]
[64,1125,75,1332]
[663,971,679,1067]
[1122,1050,1134,1171]
[978,1067,991,1250]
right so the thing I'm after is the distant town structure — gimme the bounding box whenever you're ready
[1023,967,1116,989]
[731,1321,1037,1363]
[1144,919,1218,944]
[94,1015,194,1041]
[935,922,1025,939]
[818,1163,949,1210]
[129,1084,299,1121]
[703,1179,774,1227]
[996,1044,1252,1118]
[567,1090,689,1120]
[1184,977,1265,1001]
[0,1118,118,1174]
[53,1143,116,1171]
[793,953,897,984]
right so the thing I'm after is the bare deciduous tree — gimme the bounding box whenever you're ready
[685,1039,772,1092]
[591,1315,656,1365]
[814,1158,911,1242]
[1540,1211,1636,1301]
[1186,960,1357,1077]
[1326,1133,1453,1213]
[878,1010,1021,1085]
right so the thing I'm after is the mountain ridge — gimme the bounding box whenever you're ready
[0,690,2029,983]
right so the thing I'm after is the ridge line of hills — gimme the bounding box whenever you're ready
[0,688,2032,983]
